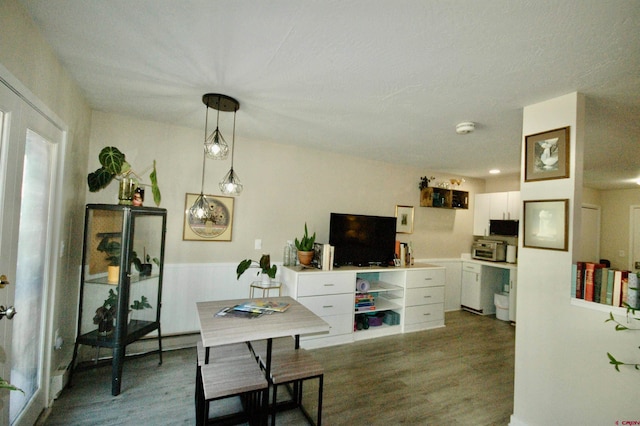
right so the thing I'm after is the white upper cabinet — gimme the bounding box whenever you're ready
[473,191,521,236]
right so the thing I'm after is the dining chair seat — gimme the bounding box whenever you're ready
[195,340,267,425]
[250,338,324,426]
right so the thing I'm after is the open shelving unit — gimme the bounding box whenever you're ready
[354,273,404,340]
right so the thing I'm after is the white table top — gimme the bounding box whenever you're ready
[197,296,330,348]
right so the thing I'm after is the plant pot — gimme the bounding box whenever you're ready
[139,263,152,277]
[107,265,120,284]
[261,272,272,285]
[98,318,114,336]
[118,177,136,205]
[297,250,314,266]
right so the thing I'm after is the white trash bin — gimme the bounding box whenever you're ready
[494,292,509,321]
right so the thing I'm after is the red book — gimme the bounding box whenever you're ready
[584,263,596,302]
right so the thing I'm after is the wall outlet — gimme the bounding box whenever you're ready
[254,239,262,250]
[618,250,626,257]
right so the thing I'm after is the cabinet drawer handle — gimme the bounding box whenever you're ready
[423,295,431,298]
[322,305,334,308]
[423,313,431,316]
[424,277,432,280]
[323,284,334,286]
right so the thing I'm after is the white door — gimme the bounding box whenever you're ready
[578,204,601,263]
[0,80,63,424]
[631,206,640,273]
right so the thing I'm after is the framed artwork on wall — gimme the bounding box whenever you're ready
[395,205,414,234]
[183,193,234,241]
[524,126,570,182]
[523,199,569,251]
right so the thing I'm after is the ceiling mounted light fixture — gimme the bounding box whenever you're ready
[188,94,241,223]
[456,122,475,134]
[203,94,235,160]
[219,103,243,195]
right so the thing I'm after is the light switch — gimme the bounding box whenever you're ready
[255,239,262,250]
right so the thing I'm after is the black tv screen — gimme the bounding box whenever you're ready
[329,213,397,266]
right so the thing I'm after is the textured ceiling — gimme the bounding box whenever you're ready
[19,0,640,189]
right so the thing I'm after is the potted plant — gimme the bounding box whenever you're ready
[93,288,118,335]
[97,235,121,284]
[295,223,316,266]
[87,146,162,206]
[237,254,278,284]
[132,248,160,277]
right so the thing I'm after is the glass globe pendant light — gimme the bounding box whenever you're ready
[203,97,229,160]
[219,105,243,195]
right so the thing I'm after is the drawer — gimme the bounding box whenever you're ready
[297,272,354,296]
[405,268,445,288]
[404,303,444,325]
[405,286,444,307]
[301,313,352,340]
[298,294,353,317]
[462,262,482,274]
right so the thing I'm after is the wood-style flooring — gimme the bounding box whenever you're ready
[39,310,514,425]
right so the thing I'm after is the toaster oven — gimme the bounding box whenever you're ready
[471,239,506,262]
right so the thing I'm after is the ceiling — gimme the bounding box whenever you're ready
[19,0,640,189]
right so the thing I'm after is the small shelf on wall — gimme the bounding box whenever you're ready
[420,188,468,209]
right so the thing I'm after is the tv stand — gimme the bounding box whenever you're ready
[281,263,445,349]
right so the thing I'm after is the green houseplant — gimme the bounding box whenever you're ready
[132,248,160,277]
[605,303,640,371]
[97,235,121,283]
[295,223,316,266]
[87,146,161,206]
[237,254,278,284]
[93,288,118,335]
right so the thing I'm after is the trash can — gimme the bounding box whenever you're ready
[494,292,509,321]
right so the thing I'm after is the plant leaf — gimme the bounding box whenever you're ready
[87,167,115,192]
[98,146,126,175]
[150,160,161,206]
[236,259,253,280]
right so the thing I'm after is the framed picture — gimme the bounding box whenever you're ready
[183,193,234,241]
[523,199,568,251]
[524,126,570,182]
[395,205,414,234]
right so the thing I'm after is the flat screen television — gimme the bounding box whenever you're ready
[329,213,397,266]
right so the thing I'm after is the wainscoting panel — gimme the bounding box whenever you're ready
[160,262,275,334]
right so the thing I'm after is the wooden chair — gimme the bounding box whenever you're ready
[195,340,268,425]
[250,337,324,426]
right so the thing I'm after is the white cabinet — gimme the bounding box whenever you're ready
[403,269,446,332]
[473,191,520,236]
[508,269,517,322]
[460,262,504,315]
[282,264,445,348]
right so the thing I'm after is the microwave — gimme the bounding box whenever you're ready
[489,219,519,237]
[472,239,507,262]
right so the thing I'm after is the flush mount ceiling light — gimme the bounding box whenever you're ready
[188,94,241,223]
[456,122,475,134]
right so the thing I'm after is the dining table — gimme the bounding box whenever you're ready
[196,296,330,422]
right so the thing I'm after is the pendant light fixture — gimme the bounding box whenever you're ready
[188,94,241,223]
[203,94,230,160]
[219,107,243,195]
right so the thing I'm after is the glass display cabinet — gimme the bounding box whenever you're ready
[71,204,167,395]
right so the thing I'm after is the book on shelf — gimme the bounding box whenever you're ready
[613,270,622,307]
[584,263,596,302]
[598,267,609,304]
[620,271,629,306]
[593,264,605,303]
[313,242,334,271]
[355,305,376,312]
[575,262,585,299]
[605,269,614,305]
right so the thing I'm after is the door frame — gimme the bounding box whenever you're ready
[0,63,68,424]
[629,205,640,272]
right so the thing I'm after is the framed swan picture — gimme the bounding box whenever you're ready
[524,126,570,182]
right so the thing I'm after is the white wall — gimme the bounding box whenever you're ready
[600,188,640,270]
[86,111,484,269]
[512,93,637,425]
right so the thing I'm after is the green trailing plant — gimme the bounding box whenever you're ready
[236,254,277,280]
[605,303,640,371]
[87,146,161,206]
[131,247,160,273]
[97,235,121,266]
[294,223,316,252]
[0,376,23,393]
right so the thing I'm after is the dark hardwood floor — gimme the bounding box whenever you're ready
[39,310,514,425]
